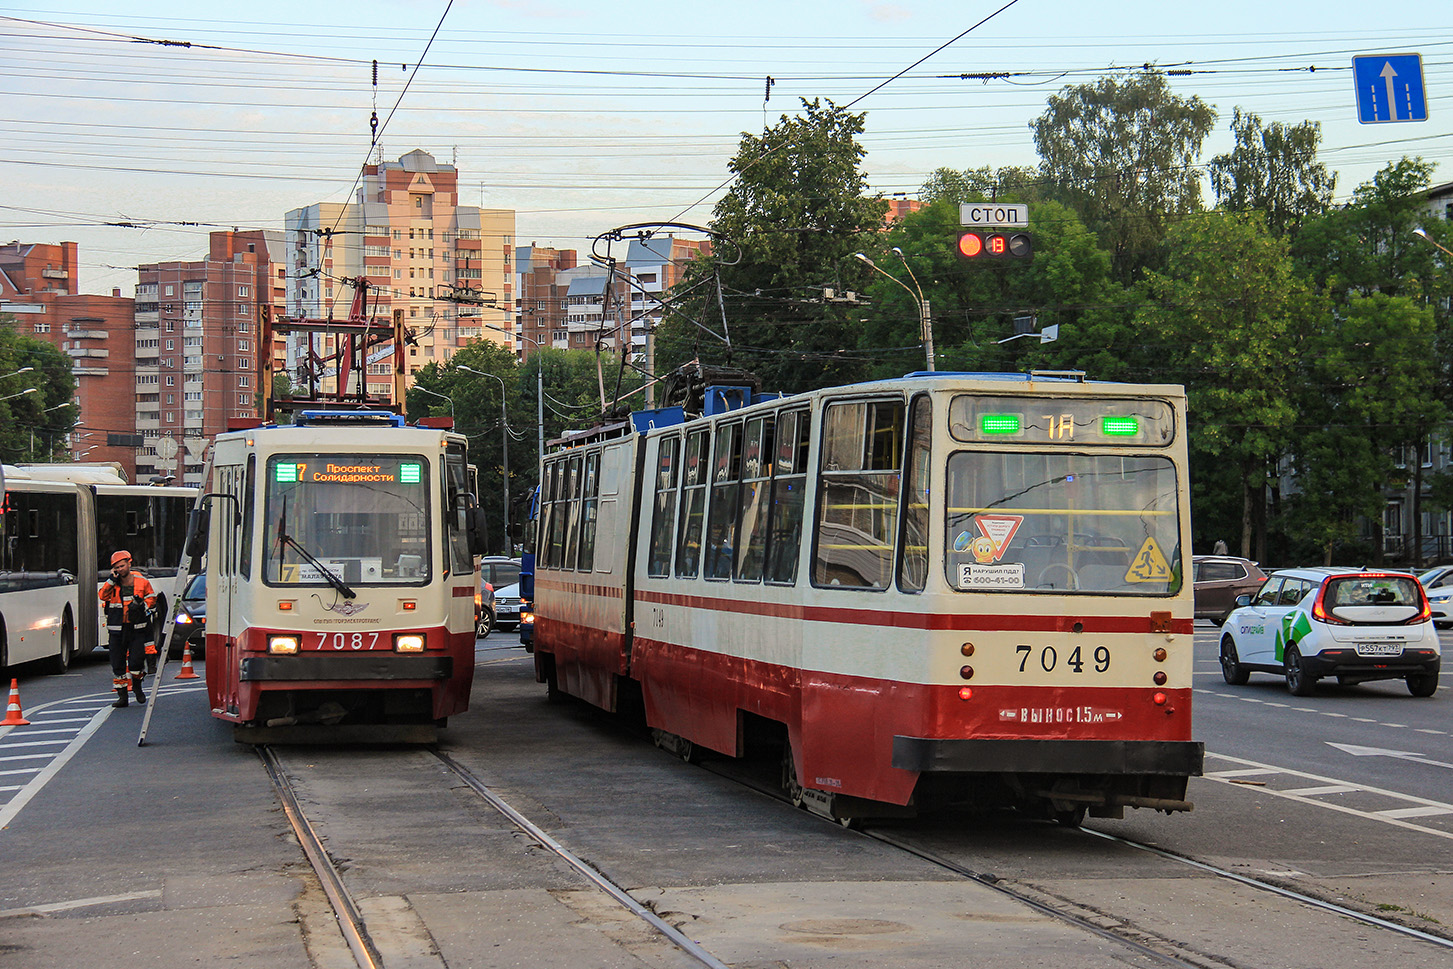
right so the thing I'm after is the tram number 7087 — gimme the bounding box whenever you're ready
[313,632,383,651]
[1016,643,1111,674]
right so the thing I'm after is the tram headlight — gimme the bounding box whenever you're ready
[394,633,425,653]
[268,635,300,655]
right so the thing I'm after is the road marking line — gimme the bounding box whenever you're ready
[1282,784,1359,796]
[1206,751,1453,841]
[0,705,113,831]
[0,889,162,919]
[2,739,76,749]
[1206,768,1276,778]
[0,754,54,763]
[1379,805,1453,819]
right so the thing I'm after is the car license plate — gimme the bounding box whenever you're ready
[1354,643,1403,657]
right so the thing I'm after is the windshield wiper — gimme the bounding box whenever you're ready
[276,499,356,599]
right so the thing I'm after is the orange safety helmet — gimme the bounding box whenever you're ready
[110,550,132,566]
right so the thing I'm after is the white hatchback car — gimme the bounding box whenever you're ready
[1219,567,1440,697]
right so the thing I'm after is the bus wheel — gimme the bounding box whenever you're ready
[46,612,73,675]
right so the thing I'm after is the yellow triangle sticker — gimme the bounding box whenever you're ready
[1124,537,1173,584]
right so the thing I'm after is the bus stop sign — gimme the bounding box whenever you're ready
[1354,54,1428,124]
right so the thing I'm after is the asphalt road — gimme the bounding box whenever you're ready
[1,627,1449,967]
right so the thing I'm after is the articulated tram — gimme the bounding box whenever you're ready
[201,410,484,741]
[531,371,1203,824]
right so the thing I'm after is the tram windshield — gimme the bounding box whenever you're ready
[944,451,1182,595]
[263,454,431,586]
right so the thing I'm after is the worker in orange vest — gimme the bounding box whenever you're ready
[99,550,157,708]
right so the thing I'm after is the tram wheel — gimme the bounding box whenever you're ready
[1053,805,1087,828]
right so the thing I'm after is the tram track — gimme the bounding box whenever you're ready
[258,743,731,969]
[698,755,1453,968]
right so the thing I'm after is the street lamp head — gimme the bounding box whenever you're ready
[890,247,905,258]
[1414,226,1431,241]
[853,252,875,268]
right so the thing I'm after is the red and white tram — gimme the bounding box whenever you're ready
[531,371,1203,823]
[202,410,484,742]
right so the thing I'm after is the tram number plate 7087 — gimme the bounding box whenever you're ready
[1016,644,1111,673]
[312,632,383,651]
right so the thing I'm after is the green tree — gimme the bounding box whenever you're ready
[0,315,77,463]
[1287,293,1443,564]
[1128,213,1321,559]
[1031,71,1216,284]
[409,343,640,553]
[656,98,888,393]
[1207,108,1335,238]
[855,199,1120,377]
[919,165,1044,205]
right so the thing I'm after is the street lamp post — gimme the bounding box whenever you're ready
[483,325,546,465]
[411,385,455,422]
[854,251,934,371]
[457,365,511,553]
[1413,226,1453,259]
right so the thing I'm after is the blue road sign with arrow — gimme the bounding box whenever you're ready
[1353,53,1428,124]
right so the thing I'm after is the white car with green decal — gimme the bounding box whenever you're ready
[1218,568,1440,697]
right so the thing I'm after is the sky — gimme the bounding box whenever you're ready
[2,1,1450,298]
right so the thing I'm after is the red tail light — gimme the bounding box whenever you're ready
[1311,587,1351,625]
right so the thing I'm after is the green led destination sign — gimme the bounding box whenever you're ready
[950,396,1175,446]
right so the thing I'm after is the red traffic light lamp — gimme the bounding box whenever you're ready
[957,231,1032,261]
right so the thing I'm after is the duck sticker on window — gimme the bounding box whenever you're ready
[955,515,1025,589]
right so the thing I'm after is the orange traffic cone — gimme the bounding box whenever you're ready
[173,643,199,680]
[2,678,30,726]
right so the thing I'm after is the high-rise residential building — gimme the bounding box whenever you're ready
[135,230,287,486]
[0,241,135,472]
[285,150,516,400]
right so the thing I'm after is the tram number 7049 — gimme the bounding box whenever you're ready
[1016,643,1111,674]
[312,632,383,651]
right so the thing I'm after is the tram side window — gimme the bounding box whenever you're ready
[577,451,601,572]
[563,454,584,570]
[537,461,552,569]
[446,447,473,575]
[675,429,709,578]
[765,408,810,585]
[898,395,932,594]
[239,455,255,578]
[812,398,904,590]
[648,436,680,577]
[704,422,742,581]
[547,459,570,569]
[735,416,775,583]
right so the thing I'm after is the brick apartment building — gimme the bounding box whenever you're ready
[0,240,135,472]
[134,230,287,486]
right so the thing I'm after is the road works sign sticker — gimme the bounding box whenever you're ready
[957,514,1026,588]
[1124,536,1173,584]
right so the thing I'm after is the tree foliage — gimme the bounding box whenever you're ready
[0,316,77,463]
[655,98,888,393]
[1208,108,1335,238]
[1031,71,1216,284]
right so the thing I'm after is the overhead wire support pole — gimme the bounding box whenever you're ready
[854,252,934,371]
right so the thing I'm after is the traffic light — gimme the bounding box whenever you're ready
[956,231,1032,261]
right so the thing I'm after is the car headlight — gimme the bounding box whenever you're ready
[268,635,300,654]
[394,633,425,653]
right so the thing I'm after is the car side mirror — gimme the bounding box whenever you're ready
[1235,593,1251,607]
